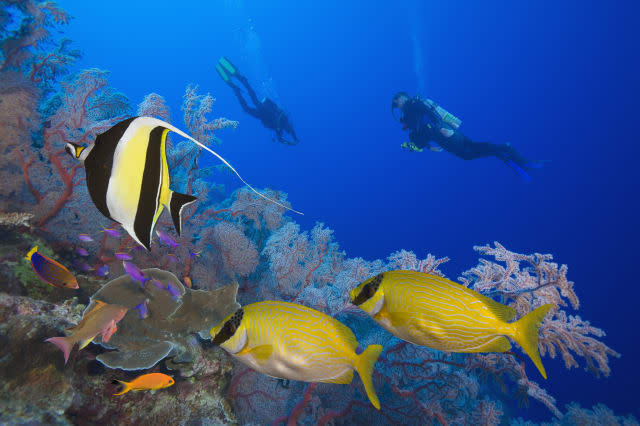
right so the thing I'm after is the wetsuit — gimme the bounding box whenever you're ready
[401,96,526,163]
[227,74,299,145]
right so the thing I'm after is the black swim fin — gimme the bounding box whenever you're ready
[169,192,197,236]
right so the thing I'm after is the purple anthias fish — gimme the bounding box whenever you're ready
[78,234,93,242]
[155,230,179,249]
[134,299,148,319]
[102,228,120,238]
[75,247,89,256]
[166,283,180,300]
[123,261,148,287]
[74,261,93,273]
[96,265,109,277]
[114,252,132,261]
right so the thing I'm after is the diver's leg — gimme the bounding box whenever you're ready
[464,140,536,180]
[230,84,260,119]
[234,74,261,107]
[457,138,508,160]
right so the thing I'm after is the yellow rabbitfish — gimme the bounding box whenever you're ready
[349,270,553,379]
[210,301,383,409]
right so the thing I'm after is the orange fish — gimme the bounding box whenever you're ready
[25,246,78,289]
[114,373,175,395]
[46,300,127,364]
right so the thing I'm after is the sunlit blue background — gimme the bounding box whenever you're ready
[63,0,639,419]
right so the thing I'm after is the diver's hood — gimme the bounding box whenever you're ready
[391,91,411,122]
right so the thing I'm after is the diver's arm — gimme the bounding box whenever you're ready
[409,129,435,150]
[277,135,299,145]
[276,130,299,146]
[440,128,454,138]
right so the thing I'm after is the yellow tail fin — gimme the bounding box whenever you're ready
[354,344,383,410]
[113,380,131,396]
[511,304,553,379]
[25,246,38,261]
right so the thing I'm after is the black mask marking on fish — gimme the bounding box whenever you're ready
[352,273,384,306]
[212,308,244,346]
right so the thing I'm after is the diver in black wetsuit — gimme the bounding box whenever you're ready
[216,57,299,146]
[392,92,538,179]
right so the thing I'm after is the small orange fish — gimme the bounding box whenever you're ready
[183,276,192,288]
[26,246,78,289]
[113,373,175,395]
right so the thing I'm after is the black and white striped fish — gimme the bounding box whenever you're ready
[65,117,301,250]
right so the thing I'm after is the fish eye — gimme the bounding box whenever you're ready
[367,284,376,297]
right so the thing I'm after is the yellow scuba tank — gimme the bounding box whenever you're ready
[424,99,461,129]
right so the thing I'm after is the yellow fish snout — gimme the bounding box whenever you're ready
[348,288,357,303]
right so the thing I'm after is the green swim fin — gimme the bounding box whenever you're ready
[219,57,237,75]
[216,63,229,83]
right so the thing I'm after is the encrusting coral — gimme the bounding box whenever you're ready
[0,292,237,425]
[87,268,239,370]
[0,211,33,228]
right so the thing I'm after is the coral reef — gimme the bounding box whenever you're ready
[460,242,621,378]
[0,211,33,228]
[87,268,240,370]
[0,2,635,423]
[0,292,236,424]
[222,221,629,425]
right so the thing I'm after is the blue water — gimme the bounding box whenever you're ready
[63,0,639,420]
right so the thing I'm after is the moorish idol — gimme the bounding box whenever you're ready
[65,116,301,250]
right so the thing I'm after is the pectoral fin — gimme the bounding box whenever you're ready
[388,311,413,328]
[247,345,273,365]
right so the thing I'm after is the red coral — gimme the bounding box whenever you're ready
[19,69,129,230]
[211,222,259,279]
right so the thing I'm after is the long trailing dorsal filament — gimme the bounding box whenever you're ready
[143,116,303,216]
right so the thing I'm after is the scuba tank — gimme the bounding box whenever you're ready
[424,98,462,129]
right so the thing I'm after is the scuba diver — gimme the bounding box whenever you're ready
[216,57,299,146]
[392,92,541,180]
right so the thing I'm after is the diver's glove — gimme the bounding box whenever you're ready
[401,141,424,152]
